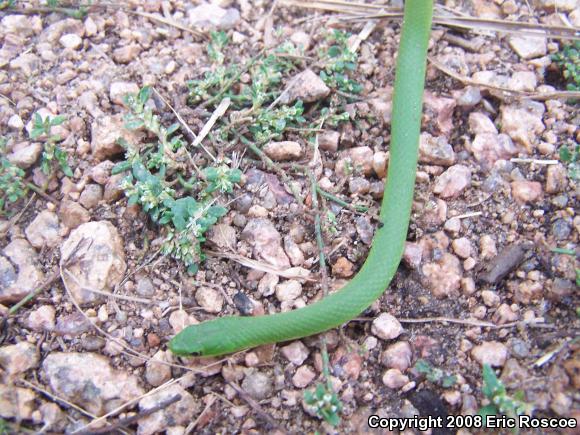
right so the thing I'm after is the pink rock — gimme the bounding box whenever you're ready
[433,165,471,198]
[422,253,462,299]
[381,341,413,371]
[471,341,508,367]
[468,112,497,135]
[423,91,456,137]
[510,181,543,203]
[468,133,518,170]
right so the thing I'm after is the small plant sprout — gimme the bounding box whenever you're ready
[479,364,533,431]
[0,137,28,215]
[319,30,362,94]
[304,382,343,427]
[552,41,580,91]
[414,359,457,388]
[559,143,579,180]
[303,341,343,427]
[29,112,73,177]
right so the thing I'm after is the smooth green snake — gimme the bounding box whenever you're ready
[169,0,434,357]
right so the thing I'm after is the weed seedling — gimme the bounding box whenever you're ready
[559,143,579,180]
[319,30,362,94]
[29,112,73,177]
[478,364,533,431]
[0,137,28,215]
[552,41,580,91]
[414,359,457,387]
[304,347,343,427]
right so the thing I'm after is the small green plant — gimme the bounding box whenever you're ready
[0,0,15,10]
[478,364,533,430]
[116,86,240,273]
[319,30,362,94]
[0,137,28,215]
[304,382,343,427]
[559,143,579,180]
[414,359,457,387]
[303,340,343,427]
[552,41,580,91]
[29,112,73,177]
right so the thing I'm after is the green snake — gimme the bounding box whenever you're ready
[169,0,434,357]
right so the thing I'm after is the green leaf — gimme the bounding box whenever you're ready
[166,123,180,136]
[414,359,432,373]
[125,119,145,130]
[207,205,228,218]
[50,115,66,126]
[227,168,242,183]
[138,86,152,105]
[187,263,199,275]
[112,161,132,175]
[482,364,504,398]
[203,167,219,181]
[478,404,498,422]
[327,45,342,58]
[442,375,457,388]
[171,197,198,231]
[560,146,572,162]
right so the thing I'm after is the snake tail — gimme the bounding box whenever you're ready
[169,0,434,357]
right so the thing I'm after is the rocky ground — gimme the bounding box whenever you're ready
[0,0,579,434]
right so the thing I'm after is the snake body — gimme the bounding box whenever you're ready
[169,0,434,357]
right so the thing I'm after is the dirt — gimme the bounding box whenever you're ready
[0,0,579,434]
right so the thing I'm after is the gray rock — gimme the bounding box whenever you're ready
[419,133,455,166]
[242,371,273,400]
[1,239,44,303]
[25,210,61,249]
[280,69,330,105]
[241,218,290,269]
[7,142,42,169]
[508,35,547,59]
[58,200,90,230]
[136,277,155,297]
[0,342,39,375]
[551,218,572,241]
[54,312,91,336]
[138,384,197,435]
[26,305,56,332]
[79,184,103,208]
[187,2,240,29]
[42,352,144,416]
[60,221,127,305]
[0,385,36,420]
[145,350,172,387]
[355,216,374,245]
